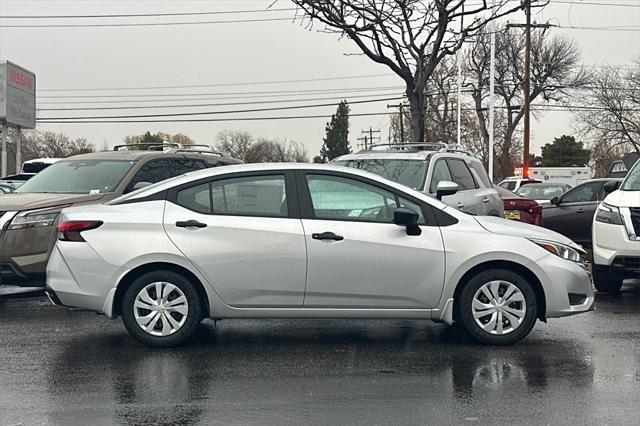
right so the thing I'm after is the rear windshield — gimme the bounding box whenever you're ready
[16,160,135,194]
[22,162,54,174]
[332,158,428,190]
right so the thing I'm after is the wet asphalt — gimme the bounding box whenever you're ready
[0,288,639,426]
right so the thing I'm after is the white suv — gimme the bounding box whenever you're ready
[332,143,503,217]
[592,162,640,292]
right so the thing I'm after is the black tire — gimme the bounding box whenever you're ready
[592,266,623,293]
[457,269,538,346]
[121,270,203,348]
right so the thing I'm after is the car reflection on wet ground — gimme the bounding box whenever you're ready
[1,286,639,425]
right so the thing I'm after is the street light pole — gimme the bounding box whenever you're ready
[489,0,496,182]
[523,0,532,178]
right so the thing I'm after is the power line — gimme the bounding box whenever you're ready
[552,0,640,7]
[38,73,394,92]
[0,17,293,28]
[0,8,296,19]
[37,92,405,111]
[36,95,404,120]
[37,85,404,99]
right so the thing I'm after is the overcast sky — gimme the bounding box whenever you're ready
[1,0,639,159]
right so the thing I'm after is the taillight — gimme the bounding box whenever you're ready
[56,221,103,242]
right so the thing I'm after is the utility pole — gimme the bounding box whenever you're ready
[387,103,406,144]
[507,1,551,178]
[356,135,369,150]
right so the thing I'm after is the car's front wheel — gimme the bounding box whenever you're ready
[592,265,623,293]
[457,269,538,345]
[121,270,203,347]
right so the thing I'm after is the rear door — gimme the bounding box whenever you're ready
[299,171,446,309]
[543,181,603,243]
[163,171,307,307]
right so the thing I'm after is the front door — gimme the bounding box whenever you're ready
[543,181,603,243]
[299,172,446,309]
[163,172,307,307]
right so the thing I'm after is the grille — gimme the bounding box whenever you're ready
[630,208,640,236]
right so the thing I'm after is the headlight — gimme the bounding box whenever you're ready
[8,211,59,230]
[530,239,584,264]
[595,203,624,225]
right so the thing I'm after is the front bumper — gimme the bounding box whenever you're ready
[536,253,595,318]
[593,221,640,273]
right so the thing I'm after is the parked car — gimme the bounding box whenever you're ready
[515,183,572,205]
[494,185,543,226]
[46,163,593,347]
[592,162,640,292]
[0,144,240,288]
[498,177,542,192]
[0,158,61,189]
[543,178,622,246]
[332,142,503,217]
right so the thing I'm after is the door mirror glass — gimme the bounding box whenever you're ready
[603,180,619,194]
[393,208,422,236]
[436,181,459,200]
[133,181,152,191]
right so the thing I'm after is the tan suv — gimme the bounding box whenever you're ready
[0,144,240,289]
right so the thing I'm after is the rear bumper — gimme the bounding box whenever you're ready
[46,243,119,314]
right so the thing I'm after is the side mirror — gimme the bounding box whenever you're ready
[436,181,459,200]
[603,180,619,194]
[393,207,422,236]
[132,181,152,191]
[550,196,560,206]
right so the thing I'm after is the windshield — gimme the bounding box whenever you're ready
[16,160,135,194]
[621,161,640,191]
[332,158,428,190]
[516,185,565,200]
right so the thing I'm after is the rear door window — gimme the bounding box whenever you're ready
[446,159,478,191]
[469,161,492,187]
[125,160,171,193]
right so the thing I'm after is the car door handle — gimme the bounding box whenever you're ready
[482,197,490,203]
[176,220,207,228]
[576,209,585,213]
[312,231,344,241]
[457,202,465,209]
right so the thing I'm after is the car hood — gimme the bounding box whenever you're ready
[0,192,106,212]
[474,215,581,249]
[603,189,639,208]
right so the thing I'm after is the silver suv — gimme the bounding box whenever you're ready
[332,143,503,216]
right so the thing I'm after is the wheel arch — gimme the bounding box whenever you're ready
[452,260,547,322]
[113,262,210,319]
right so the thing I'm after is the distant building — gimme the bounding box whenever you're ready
[607,153,640,178]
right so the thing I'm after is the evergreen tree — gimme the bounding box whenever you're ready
[319,101,351,161]
[540,135,590,167]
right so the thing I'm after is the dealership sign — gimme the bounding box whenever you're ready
[0,61,36,129]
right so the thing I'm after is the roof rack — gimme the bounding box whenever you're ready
[172,148,224,156]
[364,142,471,155]
[113,142,183,151]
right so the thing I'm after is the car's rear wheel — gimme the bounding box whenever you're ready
[592,266,623,293]
[121,270,202,347]
[458,269,537,345]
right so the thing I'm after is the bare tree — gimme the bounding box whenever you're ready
[466,26,584,179]
[574,60,640,161]
[215,130,255,160]
[246,138,309,163]
[290,0,523,143]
